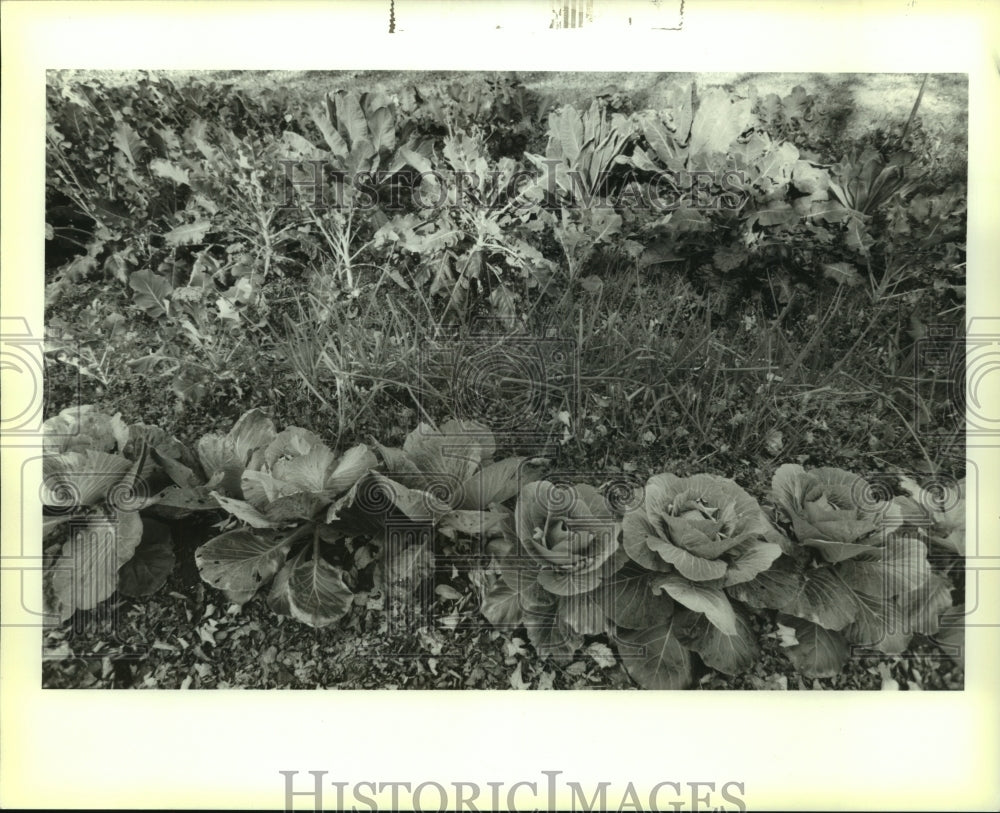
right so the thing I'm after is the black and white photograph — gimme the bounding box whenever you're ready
[38,65,969,692]
[3,1,999,810]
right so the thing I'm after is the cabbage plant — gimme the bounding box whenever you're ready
[151,408,278,513]
[373,419,547,539]
[479,480,622,660]
[616,473,785,689]
[729,464,952,678]
[193,415,461,628]
[195,423,378,626]
[42,406,183,622]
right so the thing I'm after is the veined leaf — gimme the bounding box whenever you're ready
[279,130,326,161]
[228,409,276,467]
[272,445,337,493]
[264,426,327,466]
[211,492,278,528]
[112,121,146,165]
[129,269,172,318]
[723,540,783,585]
[334,91,368,149]
[455,456,547,510]
[784,565,859,630]
[617,620,693,689]
[285,546,354,628]
[366,105,395,154]
[822,262,863,288]
[727,563,804,611]
[688,88,754,160]
[557,590,606,635]
[676,607,758,675]
[842,592,912,654]
[325,443,377,494]
[310,100,348,158]
[653,574,737,636]
[600,567,674,629]
[645,534,728,581]
[480,579,524,628]
[164,221,212,247]
[778,615,849,678]
[195,528,292,601]
[48,512,143,620]
[525,613,583,661]
[42,450,133,508]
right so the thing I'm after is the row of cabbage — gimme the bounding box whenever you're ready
[42,406,963,688]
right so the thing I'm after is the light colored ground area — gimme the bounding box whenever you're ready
[53,68,966,140]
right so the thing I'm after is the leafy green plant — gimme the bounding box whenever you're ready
[398,73,548,159]
[192,412,462,627]
[374,130,553,322]
[151,408,277,512]
[42,406,183,621]
[897,475,965,556]
[478,480,622,660]
[615,473,785,688]
[729,464,952,678]
[194,421,376,625]
[372,419,547,536]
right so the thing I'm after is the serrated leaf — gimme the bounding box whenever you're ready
[164,221,212,247]
[112,121,145,165]
[129,269,172,318]
[149,158,190,185]
[586,641,617,669]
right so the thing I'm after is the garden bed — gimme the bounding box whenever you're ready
[42,69,967,690]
